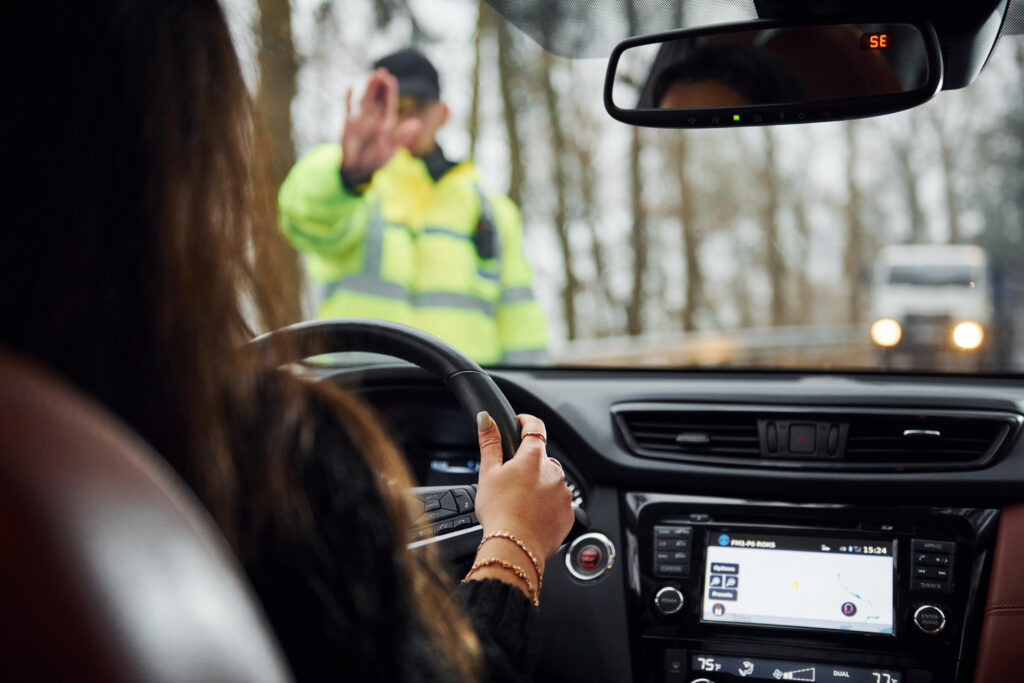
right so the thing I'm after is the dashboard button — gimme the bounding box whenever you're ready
[656,563,686,576]
[653,586,686,616]
[913,566,950,580]
[655,525,693,538]
[433,519,454,535]
[566,532,616,581]
[655,551,688,564]
[916,553,952,567]
[912,539,955,554]
[913,604,947,634]
[789,424,816,453]
[913,578,952,594]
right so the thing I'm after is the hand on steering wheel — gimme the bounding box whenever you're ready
[475,413,575,563]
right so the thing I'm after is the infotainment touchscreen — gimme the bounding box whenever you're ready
[701,532,895,635]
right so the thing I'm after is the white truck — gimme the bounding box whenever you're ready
[868,245,995,368]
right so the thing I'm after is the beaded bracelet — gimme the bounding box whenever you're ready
[478,531,543,594]
[462,558,539,606]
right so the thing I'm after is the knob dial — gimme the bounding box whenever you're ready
[654,586,686,616]
[913,604,947,634]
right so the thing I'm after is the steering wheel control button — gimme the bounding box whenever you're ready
[654,525,692,577]
[566,532,615,581]
[438,491,458,512]
[452,488,474,513]
[451,513,477,531]
[913,605,947,634]
[424,507,456,523]
[654,586,686,616]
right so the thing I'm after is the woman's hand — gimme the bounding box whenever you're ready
[473,412,575,567]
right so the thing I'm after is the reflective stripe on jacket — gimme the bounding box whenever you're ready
[279,144,547,365]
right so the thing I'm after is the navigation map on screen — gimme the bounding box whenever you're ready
[701,532,895,635]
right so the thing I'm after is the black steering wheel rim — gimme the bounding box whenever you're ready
[250,317,589,550]
[249,318,523,461]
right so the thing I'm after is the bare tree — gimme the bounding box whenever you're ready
[928,107,963,244]
[563,90,619,337]
[892,146,926,242]
[761,128,787,326]
[494,11,526,207]
[539,52,579,339]
[467,0,486,159]
[843,121,867,323]
[671,132,703,331]
[257,0,299,188]
[626,125,648,336]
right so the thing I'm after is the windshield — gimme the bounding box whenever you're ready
[226,1,1024,373]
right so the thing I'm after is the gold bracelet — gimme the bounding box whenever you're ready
[478,532,543,594]
[462,558,539,606]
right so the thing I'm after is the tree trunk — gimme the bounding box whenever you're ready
[893,135,926,243]
[761,128,786,326]
[256,0,298,189]
[467,0,485,159]
[540,52,578,340]
[938,136,961,244]
[495,14,525,207]
[256,0,305,322]
[626,125,647,336]
[843,122,866,324]
[674,132,702,332]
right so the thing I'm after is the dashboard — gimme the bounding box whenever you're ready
[314,362,1024,683]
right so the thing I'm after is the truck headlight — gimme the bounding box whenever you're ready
[871,319,902,347]
[952,322,984,350]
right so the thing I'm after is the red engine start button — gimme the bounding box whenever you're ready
[565,532,615,581]
[576,544,603,571]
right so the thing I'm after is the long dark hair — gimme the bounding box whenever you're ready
[1,1,479,680]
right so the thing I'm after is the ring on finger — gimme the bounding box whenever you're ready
[522,431,547,444]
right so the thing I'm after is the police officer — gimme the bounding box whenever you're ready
[280,48,547,364]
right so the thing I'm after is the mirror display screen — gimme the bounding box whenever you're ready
[701,532,895,634]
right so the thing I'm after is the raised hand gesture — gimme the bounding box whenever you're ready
[340,68,423,179]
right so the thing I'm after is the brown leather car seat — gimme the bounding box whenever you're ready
[0,349,294,682]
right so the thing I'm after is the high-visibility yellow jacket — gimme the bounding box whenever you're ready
[279,144,548,365]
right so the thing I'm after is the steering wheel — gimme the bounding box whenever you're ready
[249,318,588,559]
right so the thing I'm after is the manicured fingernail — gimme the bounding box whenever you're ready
[477,411,492,432]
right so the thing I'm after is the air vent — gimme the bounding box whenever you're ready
[613,403,1021,471]
[615,408,760,464]
[845,414,1013,467]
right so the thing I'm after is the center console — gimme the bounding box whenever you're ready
[623,494,998,683]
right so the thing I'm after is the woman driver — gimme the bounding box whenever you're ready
[0,1,573,681]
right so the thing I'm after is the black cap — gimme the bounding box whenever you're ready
[373,48,440,101]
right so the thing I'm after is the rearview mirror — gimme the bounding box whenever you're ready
[604,21,942,128]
